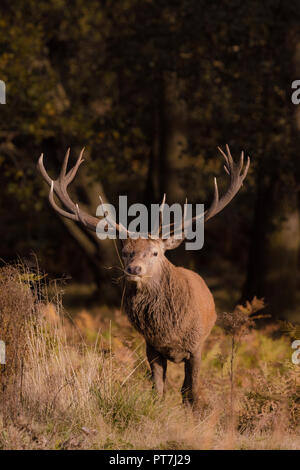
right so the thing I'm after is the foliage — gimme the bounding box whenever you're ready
[1,2,300,305]
[0,263,299,450]
[218,296,268,337]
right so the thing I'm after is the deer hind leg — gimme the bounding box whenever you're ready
[146,343,167,398]
[181,352,202,410]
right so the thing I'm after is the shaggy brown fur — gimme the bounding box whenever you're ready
[38,145,250,412]
[122,238,217,409]
[38,145,251,411]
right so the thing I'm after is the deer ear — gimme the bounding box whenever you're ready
[162,237,184,251]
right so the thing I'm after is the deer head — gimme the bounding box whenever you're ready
[38,145,250,284]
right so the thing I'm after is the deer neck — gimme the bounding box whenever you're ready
[124,258,189,336]
[124,259,188,319]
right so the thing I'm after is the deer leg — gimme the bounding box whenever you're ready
[181,352,202,410]
[146,343,167,398]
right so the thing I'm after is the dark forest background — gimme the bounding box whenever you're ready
[1,0,300,322]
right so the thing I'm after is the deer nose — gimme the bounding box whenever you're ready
[127,265,142,275]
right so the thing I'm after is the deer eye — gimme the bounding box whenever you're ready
[153,251,158,256]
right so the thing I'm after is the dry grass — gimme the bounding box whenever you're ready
[0,263,299,450]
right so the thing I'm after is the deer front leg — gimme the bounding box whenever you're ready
[181,351,202,410]
[146,343,167,398]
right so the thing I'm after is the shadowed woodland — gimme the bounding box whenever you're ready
[0,0,299,451]
[1,1,300,322]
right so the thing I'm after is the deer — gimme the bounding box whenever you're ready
[38,145,250,411]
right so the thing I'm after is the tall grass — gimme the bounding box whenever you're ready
[0,263,299,449]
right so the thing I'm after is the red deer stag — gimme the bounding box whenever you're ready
[38,145,250,410]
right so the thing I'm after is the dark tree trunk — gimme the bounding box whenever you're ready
[243,175,299,320]
[45,141,120,303]
[145,72,188,206]
[243,33,300,322]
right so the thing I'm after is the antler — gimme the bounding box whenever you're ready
[201,144,250,223]
[38,145,250,241]
[162,145,250,236]
[38,148,130,235]
[154,193,166,238]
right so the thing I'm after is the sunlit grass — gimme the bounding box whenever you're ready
[0,263,299,450]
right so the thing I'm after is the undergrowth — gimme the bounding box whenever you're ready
[0,262,299,450]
